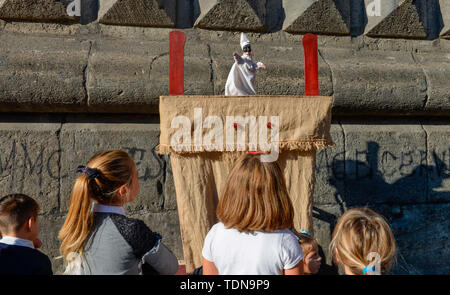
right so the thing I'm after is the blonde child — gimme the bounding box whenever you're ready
[58,150,178,275]
[202,153,304,275]
[0,194,52,275]
[330,208,396,275]
[295,230,322,274]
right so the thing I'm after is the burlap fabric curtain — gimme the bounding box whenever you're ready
[158,95,333,273]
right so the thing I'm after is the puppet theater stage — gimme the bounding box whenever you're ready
[158,32,333,272]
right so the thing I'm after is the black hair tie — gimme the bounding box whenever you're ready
[76,165,101,180]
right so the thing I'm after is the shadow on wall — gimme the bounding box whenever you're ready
[80,0,99,25]
[314,141,450,274]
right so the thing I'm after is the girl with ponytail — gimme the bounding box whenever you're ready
[58,150,178,275]
[330,208,396,275]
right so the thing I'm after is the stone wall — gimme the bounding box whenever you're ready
[0,0,449,274]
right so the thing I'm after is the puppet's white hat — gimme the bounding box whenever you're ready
[240,33,250,50]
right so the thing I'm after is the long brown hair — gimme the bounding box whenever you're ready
[330,208,396,275]
[216,153,294,233]
[58,150,135,259]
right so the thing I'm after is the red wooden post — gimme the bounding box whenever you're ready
[169,30,186,96]
[302,34,319,96]
[170,31,187,275]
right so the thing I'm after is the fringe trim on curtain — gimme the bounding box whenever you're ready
[156,139,335,155]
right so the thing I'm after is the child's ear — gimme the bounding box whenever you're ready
[335,248,341,263]
[118,184,129,198]
[26,216,38,232]
[26,217,33,232]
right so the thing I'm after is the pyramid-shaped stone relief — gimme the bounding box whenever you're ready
[98,0,176,27]
[0,0,78,22]
[194,0,266,32]
[366,0,427,38]
[440,0,450,39]
[282,0,351,35]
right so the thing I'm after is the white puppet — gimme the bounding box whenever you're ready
[224,33,266,96]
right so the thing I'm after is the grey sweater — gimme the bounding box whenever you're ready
[67,210,178,275]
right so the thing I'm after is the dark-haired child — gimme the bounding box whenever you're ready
[0,194,53,275]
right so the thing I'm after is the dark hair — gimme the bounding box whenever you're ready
[0,194,39,234]
[243,44,251,53]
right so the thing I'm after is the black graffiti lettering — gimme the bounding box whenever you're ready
[399,151,414,176]
[0,141,17,192]
[21,143,45,191]
[125,147,146,166]
[47,149,68,180]
[147,146,164,180]
[380,151,397,177]
[0,140,16,174]
[123,146,164,180]
[22,143,44,176]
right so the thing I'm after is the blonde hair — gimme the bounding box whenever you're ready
[330,208,396,275]
[58,150,135,259]
[216,153,294,233]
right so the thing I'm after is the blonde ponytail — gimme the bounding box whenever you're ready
[58,150,134,260]
[330,208,396,275]
[58,177,94,258]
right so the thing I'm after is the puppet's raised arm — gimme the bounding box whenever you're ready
[233,52,244,64]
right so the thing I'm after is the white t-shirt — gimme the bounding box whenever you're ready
[202,222,303,275]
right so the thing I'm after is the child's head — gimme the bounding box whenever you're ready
[59,150,139,258]
[330,208,396,275]
[216,153,294,233]
[74,150,139,206]
[296,230,321,274]
[0,194,39,241]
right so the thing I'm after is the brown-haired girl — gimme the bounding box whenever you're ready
[202,153,304,275]
[295,230,322,274]
[330,208,396,275]
[58,150,178,275]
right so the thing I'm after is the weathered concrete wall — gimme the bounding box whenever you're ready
[0,114,448,274]
[0,0,449,275]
